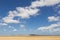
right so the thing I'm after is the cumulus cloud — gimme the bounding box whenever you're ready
[48,16,60,22]
[8,26,14,29]
[2,11,20,23]
[37,23,60,32]
[0,23,7,25]
[31,0,60,8]
[20,24,25,28]
[16,7,39,18]
[2,5,39,23]
[39,15,60,32]
[2,0,60,23]
[20,24,26,31]
[12,29,17,32]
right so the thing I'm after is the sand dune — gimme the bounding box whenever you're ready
[0,36,60,40]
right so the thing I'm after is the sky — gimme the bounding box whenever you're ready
[0,0,60,36]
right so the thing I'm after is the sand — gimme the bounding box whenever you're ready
[0,36,60,40]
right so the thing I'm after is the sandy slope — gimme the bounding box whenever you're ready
[0,36,60,40]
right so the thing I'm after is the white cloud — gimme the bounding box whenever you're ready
[20,24,26,31]
[37,23,60,32]
[2,11,20,23]
[20,24,25,28]
[12,29,17,32]
[53,28,60,32]
[9,26,14,29]
[31,0,60,8]
[16,7,39,18]
[3,18,19,23]
[0,23,7,25]
[2,6,39,23]
[2,0,60,23]
[48,16,60,22]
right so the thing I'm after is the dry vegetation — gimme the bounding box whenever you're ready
[0,36,60,40]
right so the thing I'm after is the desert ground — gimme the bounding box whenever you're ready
[0,36,60,40]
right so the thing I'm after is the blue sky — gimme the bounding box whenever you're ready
[0,0,60,36]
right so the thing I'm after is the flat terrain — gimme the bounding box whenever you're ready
[0,36,60,40]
